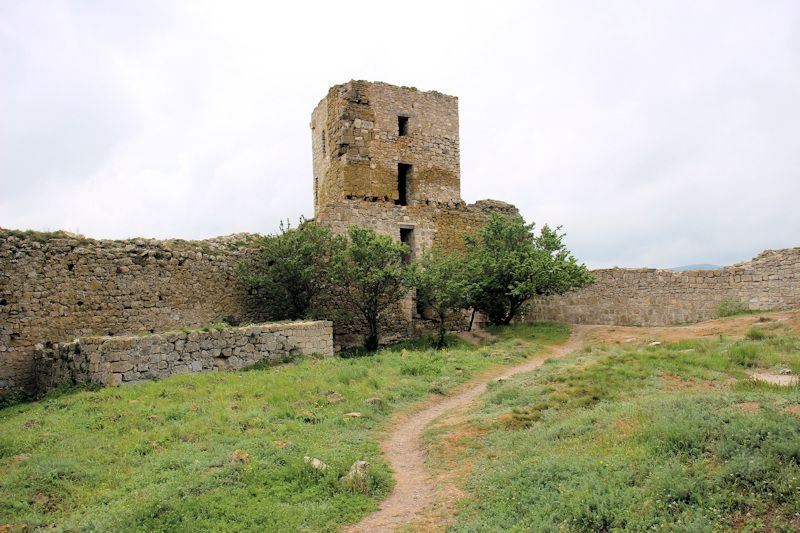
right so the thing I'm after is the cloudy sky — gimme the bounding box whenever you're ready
[1,1,798,268]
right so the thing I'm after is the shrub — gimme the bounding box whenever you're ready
[715,298,752,318]
[413,247,470,348]
[464,214,592,325]
[331,226,412,351]
[728,342,758,367]
[744,327,766,341]
[237,218,343,320]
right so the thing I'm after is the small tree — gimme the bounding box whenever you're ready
[237,218,343,320]
[332,226,412,351]
[465,214,593,325]
[414,248,470,348]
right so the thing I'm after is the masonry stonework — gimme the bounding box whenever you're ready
[0,230,266,392]
[310,81,518,340]
[311,81,516,267]
[33,321,333,392]
[527,248,800,326]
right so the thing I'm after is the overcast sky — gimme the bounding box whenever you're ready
[1,1,798,268]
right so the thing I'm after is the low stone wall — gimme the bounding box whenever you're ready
[0,229,266,392]
[527,247,800,326]
[33,321,333,392]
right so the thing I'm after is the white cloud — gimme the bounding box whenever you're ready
[1,0,798,268]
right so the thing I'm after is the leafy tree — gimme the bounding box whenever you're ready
[237,219,343,320]
[332,226,412,351]
[414,248,470,349]
[465,214,593,325]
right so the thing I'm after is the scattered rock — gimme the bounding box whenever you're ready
[229,450,250,464]
[273,441,289,448]
[365,397,383,406]
[340,460,369,493]
[648,341,662,346]
[326,391,345,404]
[344,412,363,418]
[304,456,328,471]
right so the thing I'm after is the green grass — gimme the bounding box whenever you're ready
[0,323,568,532]
[440,330,800,531]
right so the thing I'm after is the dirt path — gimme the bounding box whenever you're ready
[346,326,594,533]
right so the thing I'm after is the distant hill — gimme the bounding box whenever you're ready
[670,264,723,271]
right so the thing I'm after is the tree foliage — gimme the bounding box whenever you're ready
[237,219,343,320]
[414,247,471,348]
[465,213,593,325]
[332,226,413,351]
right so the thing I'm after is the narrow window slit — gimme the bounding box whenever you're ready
[397,163,411,206]
[398,116,409,136]
[400,227,414,263]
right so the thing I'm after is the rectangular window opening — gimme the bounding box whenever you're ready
[400,227,414,263]
[397,163,411,206]
[398,116,409,136]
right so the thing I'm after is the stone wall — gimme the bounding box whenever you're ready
[0,229,266,392]
[33,321,333,392]
[527,247,800,326]
[317,199,518,261]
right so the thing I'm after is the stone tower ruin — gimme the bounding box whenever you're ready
[311,80,517,260]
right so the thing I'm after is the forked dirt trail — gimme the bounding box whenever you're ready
[346,310,800,532]
[346,326,594,533]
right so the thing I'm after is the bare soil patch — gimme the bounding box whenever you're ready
[659,373,733,392]
[748,371,798,386]
[736,401,761,414]
[586,310,800,346]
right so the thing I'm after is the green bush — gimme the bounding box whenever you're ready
[237,218,343,321]
[745,327,767,341]
[464,214,593,325]
[728,342,759,367]
[715,298,752,318]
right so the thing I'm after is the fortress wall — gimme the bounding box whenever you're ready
[527,248,800,326]
[0,230,267,392]
[33,320,333,392]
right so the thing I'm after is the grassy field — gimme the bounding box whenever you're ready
[433,323,800,531]
[0,324,569,532]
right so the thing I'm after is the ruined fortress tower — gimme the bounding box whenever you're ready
[1,79,798,394]
[310,80,518,258]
